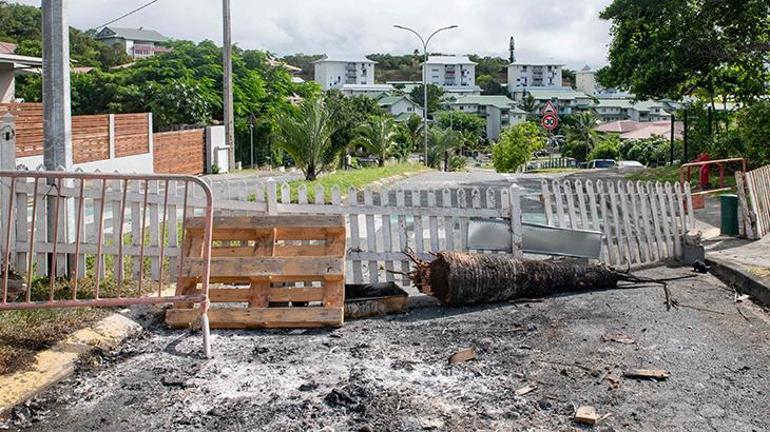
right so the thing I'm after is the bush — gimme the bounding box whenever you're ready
[491,122,545,172]
[587,136,621,160]
[736,100,770,166]
[622,136,671,166]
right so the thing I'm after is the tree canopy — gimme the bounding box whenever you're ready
[598,0,770,102]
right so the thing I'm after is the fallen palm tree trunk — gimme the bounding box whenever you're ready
[405,251,686,308]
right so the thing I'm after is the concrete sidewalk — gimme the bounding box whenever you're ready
[706,235,770,306]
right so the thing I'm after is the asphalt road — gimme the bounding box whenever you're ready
[5,268,768,431]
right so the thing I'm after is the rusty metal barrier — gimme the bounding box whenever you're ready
[0,170,214,356]
[680,158,747,209]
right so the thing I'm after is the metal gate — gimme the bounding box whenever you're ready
[0,170,214,356]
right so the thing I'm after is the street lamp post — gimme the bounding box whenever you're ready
[394,24,458,166]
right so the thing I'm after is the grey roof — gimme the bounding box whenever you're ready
[450,95,526,113]
[312,55,376,64]
[96,27,169,43]
[377,95,418,107]
[424,56,476,65]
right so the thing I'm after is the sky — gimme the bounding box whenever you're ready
[14,0,615,69]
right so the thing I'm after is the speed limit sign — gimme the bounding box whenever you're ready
[541,113,559,131]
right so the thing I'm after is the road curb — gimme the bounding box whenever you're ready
[706,256,770,307]
[0,311,143,416]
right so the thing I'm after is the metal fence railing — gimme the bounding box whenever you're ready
[0,170,214,356]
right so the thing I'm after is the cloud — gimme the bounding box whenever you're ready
[13,0,614,69]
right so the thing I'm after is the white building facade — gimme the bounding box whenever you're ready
[313,56,377,91]
[507,62,563,97]
[423,56,482,96]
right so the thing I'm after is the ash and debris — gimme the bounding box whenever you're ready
[2,268,769,432]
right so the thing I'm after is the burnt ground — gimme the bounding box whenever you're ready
[3,266,770,432]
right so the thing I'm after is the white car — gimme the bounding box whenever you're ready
[617,160,646,170]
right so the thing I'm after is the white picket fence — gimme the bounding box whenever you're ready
[246,182,522,285]
[737,164,770,239]
[540,179,694,267]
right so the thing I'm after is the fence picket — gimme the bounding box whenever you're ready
[363,188,378,284]
[563,181,579,230]
[167,182,178,280]
[148,180,160,280]
[607,181,628,265]
[412,189,425,253]
[636,181,656,262]
[574,180,589,230]
[442,188,455,250]
[626,181,640,263]
[552,180,567,228]
[457,188,468,250]
[655,182,674,257]
[14,178,28,273]
[540,179,554,226]
[395,189,409,284]
[380,189,394,282]
[646,182,666,259]
[665,183,682,258]
[130,180,142,280]
[347,188,363,283]
[427,189,440,251]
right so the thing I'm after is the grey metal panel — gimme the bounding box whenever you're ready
[520,222,602,259]
[467,219,603,259]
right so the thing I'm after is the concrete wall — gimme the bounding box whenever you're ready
[0,63,15,103]
[206,125,228,174]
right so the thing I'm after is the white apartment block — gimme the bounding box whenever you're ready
[423,56,482,96]
[507,62,563,97]
[313,56,377,91]
[576,65,598,95]
[595,99,671,123]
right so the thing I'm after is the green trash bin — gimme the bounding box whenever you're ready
[720,194,739,236]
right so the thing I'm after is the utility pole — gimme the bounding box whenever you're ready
[222,0,235,171]
[42,0,72,171]
[42,0,73,276]
[394,24,458,167]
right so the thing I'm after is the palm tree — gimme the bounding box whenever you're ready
[351,116,398,167]
[406,114,423,147]
[427,127,462,171]
[274,98,340,180]
[564,110,599,159]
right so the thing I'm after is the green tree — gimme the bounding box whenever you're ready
[598,0,770,102]
[405,114,423,146]
[587,135,621,160]
[410,84,444,115]
[563,111,599,161]
[491,122,545,173]
[351,116,398,167]
[736,100,770,166]
[477,75,507,95]
[274,98,340,180]
[435,111,486,139]
[390,124,414,163]
[426,127,462,171]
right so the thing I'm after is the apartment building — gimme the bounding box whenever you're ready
[95,27,170,59]
[507,62,563,98]
[313,56,394,96]
[449,95,527,140]
[524,87,595,116]
[423,56,482,96]
[595,98,671,122]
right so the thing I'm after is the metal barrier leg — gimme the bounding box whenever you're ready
[201,306,212,359]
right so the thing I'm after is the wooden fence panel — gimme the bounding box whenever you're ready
[740,165,770,239]
[114,113,150,157]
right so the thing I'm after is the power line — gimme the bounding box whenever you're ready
[93,0,161,30]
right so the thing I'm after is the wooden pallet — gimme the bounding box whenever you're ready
[166,215,346,329]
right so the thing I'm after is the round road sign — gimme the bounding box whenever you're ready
[541,113,559,131]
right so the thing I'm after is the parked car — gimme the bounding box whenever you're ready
[587,159,617,169]
[616,160,646,171]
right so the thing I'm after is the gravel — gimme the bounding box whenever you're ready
[2,266,769,431]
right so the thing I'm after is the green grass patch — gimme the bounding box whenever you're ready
[0,307,107,375]
[528,168,582,174]
[253,163,429,202]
